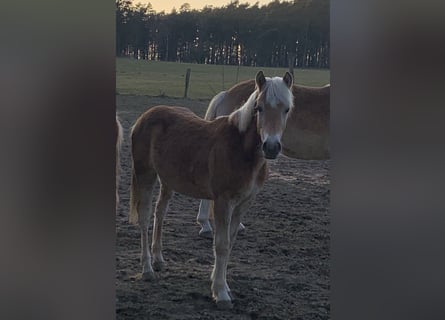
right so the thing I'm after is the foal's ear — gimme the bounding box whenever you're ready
[283,71,293,88]
[255,71,266,91]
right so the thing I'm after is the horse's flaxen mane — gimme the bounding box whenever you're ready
[228,90,258,132]
[229,76,294,133]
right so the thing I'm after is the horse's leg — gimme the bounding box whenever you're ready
[211,198,233,309]
[197,199,213,238]
[151,182,172,272]
[136,173,157,280]
[230,196,252,250]
[223,196,253,300]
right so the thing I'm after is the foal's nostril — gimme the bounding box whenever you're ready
[262,142,267,153]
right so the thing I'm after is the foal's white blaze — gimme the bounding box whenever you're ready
[256,75,293,158]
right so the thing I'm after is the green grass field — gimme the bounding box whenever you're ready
[116,58,330,99]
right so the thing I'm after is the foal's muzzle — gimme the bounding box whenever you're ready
[262,140,281,159]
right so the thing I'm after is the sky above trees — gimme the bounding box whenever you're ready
[136,0,292,13]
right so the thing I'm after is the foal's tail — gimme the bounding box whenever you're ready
[205,91,227,120]
[116,115,123,208]
[129,165,139,225]
[116,115,123,176]
[129,123,139,225]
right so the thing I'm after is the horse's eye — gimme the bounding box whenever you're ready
[285,108,290,114]
[257,105,264,112]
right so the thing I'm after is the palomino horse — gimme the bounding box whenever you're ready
[129,71,294,308]
[116,115,123,208]
[197,79,330,237]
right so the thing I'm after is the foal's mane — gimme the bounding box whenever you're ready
[228,90,258,133]
[228,77,294,132]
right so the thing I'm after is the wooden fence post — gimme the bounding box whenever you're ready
[184,68,191,98]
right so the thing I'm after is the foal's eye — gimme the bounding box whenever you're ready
[285,108,290,113]
[256,105,264,113]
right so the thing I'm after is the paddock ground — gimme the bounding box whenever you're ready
[116,95,330,320]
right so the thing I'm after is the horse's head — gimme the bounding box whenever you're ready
[254,71,294,159]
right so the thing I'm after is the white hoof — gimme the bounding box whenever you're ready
[213,288,232,309]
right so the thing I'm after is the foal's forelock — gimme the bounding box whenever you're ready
[259,77,294,109]
[229,77,293,133]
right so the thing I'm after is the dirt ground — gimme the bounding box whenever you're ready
[116,95,330,320]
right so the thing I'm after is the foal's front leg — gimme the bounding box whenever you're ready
[224,195,253,299]
[211,198,233,309]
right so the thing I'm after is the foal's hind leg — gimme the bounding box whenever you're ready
[136,173,158,280]
[197,199,245,239]
[151,183,172,271]
[229,196,253,252]
[197,199,213,238]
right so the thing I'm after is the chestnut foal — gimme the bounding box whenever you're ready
[129,71,294,308]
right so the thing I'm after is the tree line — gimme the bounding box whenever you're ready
[116,0,329,68]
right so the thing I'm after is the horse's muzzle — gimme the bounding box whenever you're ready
[262,141,281,159]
